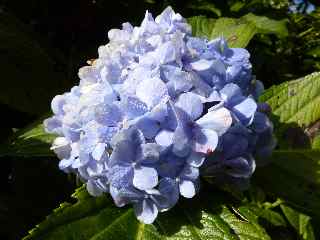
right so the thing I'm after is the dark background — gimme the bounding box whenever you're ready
[0,0,319,239]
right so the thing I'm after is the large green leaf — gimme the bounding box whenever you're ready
[254,149,320,219]
[188,16,256,48]
[0,122,55,157]
[280,205,315,240]
[0,10,68,115]
[260,72,320,127]
[242,13,288,37]
[188,13,288,47]
[24,186,271,240]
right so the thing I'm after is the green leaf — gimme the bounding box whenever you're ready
[24,186,271,240]
[242,13,288,37]
[312,134,320,149]
[248,204,287,227]
[188,14,288,47]
[188,16,256,48]
[229,2,246,12]
[260,72,320,127]
[0,121,55,157]
[253,149,320,218]
[0,10,68,115]
[280,205,315,240]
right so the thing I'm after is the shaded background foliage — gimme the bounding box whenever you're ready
[0,0,320,239]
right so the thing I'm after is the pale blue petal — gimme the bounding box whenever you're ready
[134,199,158,224]
[51,95,66,115]
[133,166,158,191]
[233,98,257,125]
[175,92,203,120]
[136,77,168,108]
[173,125,192,157]
[92,143,108,161]
[190,59,214,71]
[94,103,123,126]
[122,96,148,119]
[220,83,243,105]
[157,42,177,64]
[155,130,174,147]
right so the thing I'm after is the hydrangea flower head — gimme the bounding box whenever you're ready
[44,6,275,224]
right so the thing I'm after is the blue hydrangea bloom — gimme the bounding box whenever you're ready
[44,6,275,224]
[289,0,316,14]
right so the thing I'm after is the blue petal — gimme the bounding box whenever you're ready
[251,112,272,133]
[220,83,243,106]
[157,42,177,64]
[138,143,161,164]
[175,92,203,121]
[94,103,123,126]
[233,98,257,126]
[108,165,133,189]
[224,156,256,178]
[224,48,250,64]
[221,133,248,159]
[51,95,66,115]
[109,140,136,166]
[122,96,148,119]
[173,124,192,157]
[135,117,160,139]
[110,185,143,207]
[154,177,179,210]
[43,117,62,134]
[58,158,73,171]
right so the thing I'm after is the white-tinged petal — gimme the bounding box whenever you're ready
[155,130,174,147]
[136,77,168,109]
[133,166,158,191]
[190,59,214,71]
[196,107,232,135]
[193,128,218,154]
[51,137,71,159]
[179,180,196,198]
